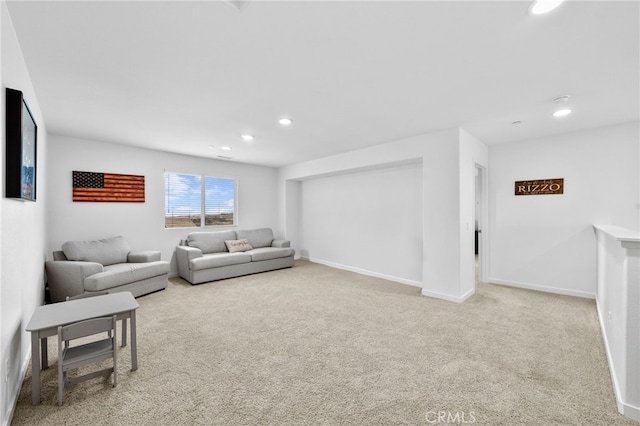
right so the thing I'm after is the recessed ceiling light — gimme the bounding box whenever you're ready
[529,0,566,15]
[279,117,293,126]
[240,134,254,141]
[553,109,572,118]
[221,146,232,151]
[553,95,571,104]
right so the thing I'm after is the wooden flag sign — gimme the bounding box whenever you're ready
[515,178,563,196]
[73,171,145,202]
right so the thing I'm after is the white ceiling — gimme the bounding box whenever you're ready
[6,0,639,168]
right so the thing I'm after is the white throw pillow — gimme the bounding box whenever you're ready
[224,239,253,253]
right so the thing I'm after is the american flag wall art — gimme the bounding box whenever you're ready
[72,171,145,202]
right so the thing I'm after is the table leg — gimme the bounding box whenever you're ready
[130,310,138,371]
[40,337,48,369]
[30,332,41,405]
[121,318,128,347]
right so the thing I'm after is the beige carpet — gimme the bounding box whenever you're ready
[11,260,637,425]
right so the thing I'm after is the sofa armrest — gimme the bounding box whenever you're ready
[176,246,203,279]
[128,250,161,263]
[45,260,104,303]
[272,239,291,248]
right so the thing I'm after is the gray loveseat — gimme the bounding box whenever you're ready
[45,236,169,302]
[176,228,294,285]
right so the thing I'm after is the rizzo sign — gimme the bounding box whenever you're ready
[515,178,564,196]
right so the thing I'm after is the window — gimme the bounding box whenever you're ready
[164,172,236,228]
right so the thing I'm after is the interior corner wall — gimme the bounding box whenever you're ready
[46,134,280,275]
[420,134,462,298]
[299,162,424,285]
[488,122,640,298]
[279,128,480,300]
[280,179,301,258]
[1,3,48,425]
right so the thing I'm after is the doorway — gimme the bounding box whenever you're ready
[474,164,487,284]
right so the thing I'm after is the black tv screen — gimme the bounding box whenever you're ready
[5,88,37,201]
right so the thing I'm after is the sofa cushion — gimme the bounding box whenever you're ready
[190,252,251,271]
[249,247,294,262]
[62,236,131,266]
[225,239,253,253]
[128,250,161,263]
[235,228,274,249]
[84,261,169,291]
[187,230,236,254]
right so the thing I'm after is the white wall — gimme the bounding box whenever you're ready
[420,132,463,299]
[300,162,423,285]
[1,3,48,424]
[47,134,280,274]
[489,122,640,297]
[279,130,441,258]
[280,128,488,301]
[420,128,489,301]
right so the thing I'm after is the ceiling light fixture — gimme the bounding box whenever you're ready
[552,94,572,118]
[553,109,572,118]
[221,146,232,151]
[553,95,571,104]
[279,117,293,126]
[240,134,254,141]
[529,0,566,15]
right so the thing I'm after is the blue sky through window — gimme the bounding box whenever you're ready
[165,173,201,216]
[205,176,235,215]
[165,172,236,228]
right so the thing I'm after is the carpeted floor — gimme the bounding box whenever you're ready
[10,260,637,425]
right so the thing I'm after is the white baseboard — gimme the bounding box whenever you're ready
[596,298,623,412]
[303,257,479,303]
[5,354,30,426]
[622,402,640,422]
[487,278,595,299]
[302,257,422,288]
[595,297,640,422]
[421,287,475,304]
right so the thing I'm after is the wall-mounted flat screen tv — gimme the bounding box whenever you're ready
[5,88,37,201]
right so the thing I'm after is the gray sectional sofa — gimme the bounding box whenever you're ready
[45,236,169,302]
[176,228,294,284]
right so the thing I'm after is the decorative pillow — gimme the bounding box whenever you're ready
[224,239,253,253]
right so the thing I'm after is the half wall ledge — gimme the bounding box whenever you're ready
[593,224,640,422]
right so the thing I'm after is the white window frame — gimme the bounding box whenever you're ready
[164,171,237,229]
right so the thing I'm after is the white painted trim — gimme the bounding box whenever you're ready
[487,278,595,299]
[421,287,475,304]
[5,354,30,426]
[596,296,640,422]
[593,224,640,244]
[302,257,422,288]
[596,298,624,413]
[474,162,489,285]
[622,402,640,422]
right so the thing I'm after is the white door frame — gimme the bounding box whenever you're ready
[474,163,489,283]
